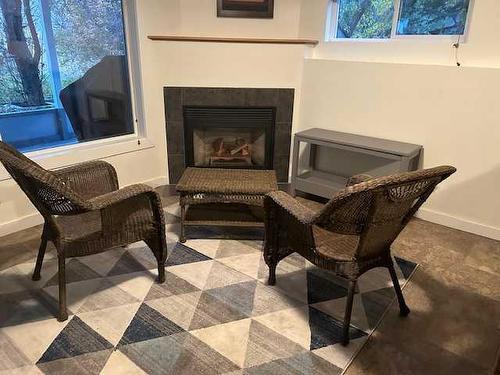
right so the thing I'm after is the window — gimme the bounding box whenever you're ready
[334,0,394,39]
[0,0,136,153]
[397,0,470,36]
[327,0,472,40]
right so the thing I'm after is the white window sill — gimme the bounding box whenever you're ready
[324,35,462,44]
[0,135,155,182]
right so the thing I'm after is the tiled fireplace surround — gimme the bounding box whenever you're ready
[164,87,294,183]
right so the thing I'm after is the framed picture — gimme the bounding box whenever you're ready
[217,0,274,19]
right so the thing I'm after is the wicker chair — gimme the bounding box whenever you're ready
[264,166,456,345]
[0,141,167,321]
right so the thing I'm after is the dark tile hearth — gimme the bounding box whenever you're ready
[164,87,294,183]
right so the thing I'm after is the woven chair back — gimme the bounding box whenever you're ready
[0,142,89,216]
[316,166,456,260]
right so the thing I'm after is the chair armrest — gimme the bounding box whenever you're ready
[346,174,373,187]
[54,160,119,199]
[265,191,317,225]
[89,184,158,210]
[89,184,166,239]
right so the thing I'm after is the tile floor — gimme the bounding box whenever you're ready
[0,187,498,375]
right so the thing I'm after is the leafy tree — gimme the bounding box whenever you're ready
[0,0,45,106]
[337,0,394,38]
[49,0,125,87]
[0,0,124,113]
[337,0,470,38]
[398,0,470,35]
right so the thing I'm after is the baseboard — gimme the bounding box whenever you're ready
[142,176,168,188]
[2,181,499,241]
[417,208,500,241]
[0,175,169,238]
[0,213,44,238]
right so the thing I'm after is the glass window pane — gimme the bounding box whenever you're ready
[0,0,134,153]
[336,0,394,39]
[397,0,470,35]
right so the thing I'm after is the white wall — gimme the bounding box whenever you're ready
[300,0,500,68]
[2,0,499,240]
[0,0,307,236]
[136,0,306,180]
[298,0,500,239]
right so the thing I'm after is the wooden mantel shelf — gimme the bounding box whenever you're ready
[148,35,318,46]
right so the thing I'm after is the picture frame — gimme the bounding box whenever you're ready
[217,0,274,19]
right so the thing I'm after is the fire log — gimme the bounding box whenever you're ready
[230,143,250,156]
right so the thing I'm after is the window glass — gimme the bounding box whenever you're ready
[336,0,394,39]
[397,0,470,35]
[0,0,134,152]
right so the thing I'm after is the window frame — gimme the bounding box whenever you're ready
[325,0,474,42]
[0,0,151,182]
[122,0,146,138]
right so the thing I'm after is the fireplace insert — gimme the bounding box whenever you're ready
[184,106,275,169]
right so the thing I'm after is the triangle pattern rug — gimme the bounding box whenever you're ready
[0,204,418,375]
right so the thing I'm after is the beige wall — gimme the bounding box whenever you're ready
[137,0,306,179]
[298,0,500,239]
[0,0,307,236]
[300,60,500,238]
[2,0,499,240]
[300,0,500,68]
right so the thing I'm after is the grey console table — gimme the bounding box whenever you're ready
[291,128,423,198]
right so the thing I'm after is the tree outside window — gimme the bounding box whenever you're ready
[337,0,394,39]
[397,0,470,35]
[0,0,49,111]
[0,0,134,152]
[331,0,472,39]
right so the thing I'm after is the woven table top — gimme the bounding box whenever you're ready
[176,168,278,195]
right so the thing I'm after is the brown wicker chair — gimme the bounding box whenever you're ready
[264,166,456,345]
[0,141,167,321]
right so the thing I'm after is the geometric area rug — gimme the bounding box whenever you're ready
[0,204,417,375]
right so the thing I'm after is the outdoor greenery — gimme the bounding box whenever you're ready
[50,0,126,88]
[336,0,470,39]
[337,0,394,39]
[0,0,50,110]
[0,0,125,114]
[397,0,470,35]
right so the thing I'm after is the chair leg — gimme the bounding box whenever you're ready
[32,235,48,281]
[58,255,68,322]
[145,234,167,284]
[158,260,166,284]
[342,280,357,346]
[388,261,410,317]
[266,217,280,286]
[268,262,277,286]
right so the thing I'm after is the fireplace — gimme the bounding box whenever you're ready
[184,107,275,169]
[164,87,294,183]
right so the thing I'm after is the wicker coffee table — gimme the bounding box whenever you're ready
[176,168,278,242]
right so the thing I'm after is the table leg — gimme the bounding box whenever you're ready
[291,137,300,197]
[180,202,186,243]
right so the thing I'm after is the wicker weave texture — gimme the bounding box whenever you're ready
[263,165,456,345]
[176,168,278,242]
[176,167,278,194]
[0,141,168,321]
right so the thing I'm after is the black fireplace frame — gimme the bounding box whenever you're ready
[183,106,275,170]
[164,87,294,183]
